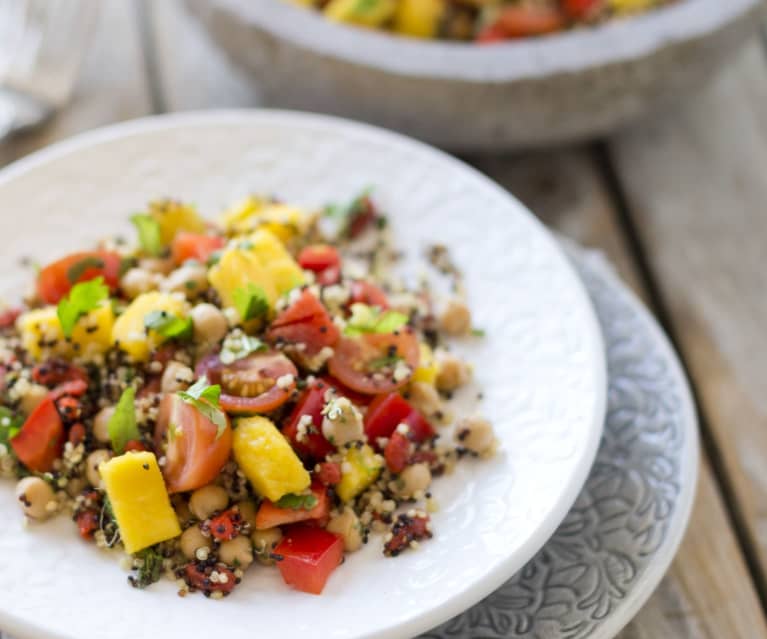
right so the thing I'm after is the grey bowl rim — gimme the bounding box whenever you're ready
[195,0,762,81]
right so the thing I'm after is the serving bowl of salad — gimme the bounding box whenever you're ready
[185,0,761,149]
[0,110,605,639]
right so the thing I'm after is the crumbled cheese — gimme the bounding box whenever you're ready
[276,373,295,390]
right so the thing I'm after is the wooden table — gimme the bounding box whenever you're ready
[3,2,767,637]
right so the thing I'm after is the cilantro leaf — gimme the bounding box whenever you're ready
[130,214,162,257]
[219,330,266,365]
[66,256,105,284]
[275,492,319,511]
[0,407,22,446]
[144,310,193,341]
[233,283,269,322]
[108,387,140,454]
[57,277,109,338]
[344,303,408,337]
[178,376,227,439]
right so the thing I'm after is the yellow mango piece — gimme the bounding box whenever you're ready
[393,0,445,38]
[337,444,382,503]
[220,197,312,243]
[111,292,188,362]
[608,0,658,12]
[17,302,114,362]
[412,342,437,385]
[233,416,310,501]
[324,0,396,27]
[99,451,181,554]
[147,199,206,245]
[248,229,305,294]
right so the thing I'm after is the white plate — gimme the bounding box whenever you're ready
[0,111,606,639]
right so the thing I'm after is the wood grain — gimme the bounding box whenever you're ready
[609,39,767,601]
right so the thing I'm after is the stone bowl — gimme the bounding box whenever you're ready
[186,0,763,150]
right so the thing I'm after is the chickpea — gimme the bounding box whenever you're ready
[19,383,48,416]
[218,535,254,569]
[408,381,443,422]
[86,449,113,487]
[435,351,471,392]
[16,476,56,520]
[172,495,194,526]
[439,299,472,336]
[65,476,88,498]
[252,527,283,565]
[235,500,258,530]
[92,406,115,444]
[393,463,431,499]
[180,525,211,560]
[120,267,158,299]
[161,264,208,297]
[191,303,228,345]
[161,361,194,394]
[454,416,495,455]
[139,257,174,275]
[322,396,364,447]
[326,507,363,552]
[189,485,229,520]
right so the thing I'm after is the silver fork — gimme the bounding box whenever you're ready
[0,0,99,140]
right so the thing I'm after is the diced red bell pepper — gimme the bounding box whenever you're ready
[283,381,335,460]
[10,397,64,472]
[255,483,329,530]
[364,393,435,447]
[316,462,342,486]
[184,562,236,595]
[383,513,432,557]
[75,509,100,540]
[171,232,225,266]
[274,525,344,595]
[267,289,339,356]
[207,507,246,541]
[298,245,342,286]
[384,431,412,474]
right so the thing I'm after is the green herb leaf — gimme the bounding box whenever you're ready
[66,256,105,284]
[471,328,486,337]
[275,492,319,511]
[144,310,193,341]
[130,214,162,257]
[108,387,140,454]
[233,283,269,322]
[57,277,109,338]
[178,376,227,439]
[344,303,408,337]
[322,187,374,238]
[368,355,403,370]
[219,330,266,365]
[0,407,23,446]
[130,546,164,589]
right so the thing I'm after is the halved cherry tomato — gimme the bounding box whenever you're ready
[37,250,122,304]
[316,462,342,486]
[10,397,65,472]
[495,6,566,38]
[298,245,341,286]
[171,232,225,266]
[255,483,329,530]
[154,393,232,494]
[384,431,412,474]
[282,381,335,460]
[274,525,344,595]
[349,280,388,309]
[196,351,298,415]
[562,0,603,19]
[328,329,419,395]
[32,359,88,388]
[267,290,339,357]
[364,392,435,446]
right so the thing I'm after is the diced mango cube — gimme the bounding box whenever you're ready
[233,416,310,501]
[248,229,305,294]
[393,0,445,38]
[17,302,114,362]
[336,444,382,503]
[147,199,206,245]
[111,292,188,362]
[324,0,396,26]
[99,451,181,554]
[220,196,313,243]
[412,342,437,385]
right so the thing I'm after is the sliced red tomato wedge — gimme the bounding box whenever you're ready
[196,351,297,415]
[255,483,329,530]
[154,393,232,494]
[283,380,335,460]
[274,526,344,595]
[171,232,225,266]
[365,392,435,446]
[328,329,419,395]
[298,245,341,286]
[37,250,122,304]
[10,397,65,472]
[267,290,339,357]
[349,280,388,309]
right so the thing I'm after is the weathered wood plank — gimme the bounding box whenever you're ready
[609,39,767,601]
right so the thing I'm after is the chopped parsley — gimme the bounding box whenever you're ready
[66,256,104,284]
[178,377,227,439]
[108,387,140,454]
[344,303,408,337]
[233,283,269,322]
[130,213,162,257]
[220,329,266,365]
[144,310,193,341]
[57,277,109,338]
[275,492,318,511]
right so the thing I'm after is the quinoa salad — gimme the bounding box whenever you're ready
[0,191,495,598]
[289,0,678,42]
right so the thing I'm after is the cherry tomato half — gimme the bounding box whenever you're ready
[298,245,341,286]
[267,290,339,357]
[282,380,335,461]
[37,250,122,304]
